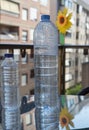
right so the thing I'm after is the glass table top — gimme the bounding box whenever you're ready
[0,95,89,130]
[59,95,89,130]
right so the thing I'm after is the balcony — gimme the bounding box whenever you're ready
[0,33,18,40]
[0,25,19,41]
[0,0,20,19]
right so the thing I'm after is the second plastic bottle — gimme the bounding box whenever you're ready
[1,54,20,130]
[34,15,59,130]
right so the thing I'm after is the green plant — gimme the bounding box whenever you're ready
[66,84,82,95]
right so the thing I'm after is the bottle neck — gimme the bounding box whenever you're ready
[41,19,50,22]
[41,15,50,22]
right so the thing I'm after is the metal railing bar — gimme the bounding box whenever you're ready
[0,43,89,49]
[0,43,33,49]
[59,44,89,49]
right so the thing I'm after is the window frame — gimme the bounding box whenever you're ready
[25,113,32,126]
[22,8,28,21]
[30,69,34,78]
[22,30,28,42]
[30,28,34,41]
[40,0,48,6]
[21,53,28,64]
[21,74,28,86]
[65,73,73,82]
[30,7,37,21]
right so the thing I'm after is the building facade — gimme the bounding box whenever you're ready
[0,0,50,98]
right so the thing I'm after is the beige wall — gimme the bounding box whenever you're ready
[21,109,36,130]
[50,0,58,24]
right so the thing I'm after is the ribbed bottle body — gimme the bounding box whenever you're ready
[0,54,20,130]
[34,15,59,130]
[2,107,20,130]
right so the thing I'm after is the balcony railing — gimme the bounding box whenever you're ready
[0,34,18,40]
[0,44,89,94]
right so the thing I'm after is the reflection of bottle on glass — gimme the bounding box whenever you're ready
[34,15,59,130]
[1,54,20,130]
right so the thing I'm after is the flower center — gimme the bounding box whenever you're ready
[59,16,65,24]
[62,117,68,125]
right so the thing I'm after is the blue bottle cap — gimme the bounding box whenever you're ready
[41,15,50,21]
[4,53,13,58]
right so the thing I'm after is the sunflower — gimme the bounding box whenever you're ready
[56,8,72,34]
[60,108,74,130]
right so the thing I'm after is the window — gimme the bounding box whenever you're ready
[65,59,71,67]
[40,0,48,6]
[21,54,28,64]
[30,69,34,78]
[13,49,20,63]
[30,28,34,41]
[22,31,28,41]
[77,4,79,13]
[79,5,82,13]
[30,49,34,58]
[0,0,19,14]
[21,74,28,86]
[68,99,74,108]
[68,0,72,8]
[65,73,73,82]
[30,89,34,95]
[65,0,72,8]
[76,32,79,39]
[76,18,79,26]
[30,8,37,21]
[60,0,65,6]
[75,57,78,66]
[75,71,78,79]
[25,114,32,125]
[22,9,28,20]
[66,31,71,37]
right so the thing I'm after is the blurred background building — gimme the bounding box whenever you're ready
[0,0,50,98]
[57,0,89,92]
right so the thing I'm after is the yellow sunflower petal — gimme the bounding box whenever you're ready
[66,112,74,120]
[56,8,72,34]
[69,121,74,127]
[66,21,72,29]
[67,13,72,20]
[62,8,68,16]
[60,108,74,130]
[68,114,74,120]
[60,29,66,34]
[60,108,74,120]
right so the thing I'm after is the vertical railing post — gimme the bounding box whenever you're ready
[59,46,65,94]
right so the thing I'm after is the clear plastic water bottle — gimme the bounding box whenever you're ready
[2,107,20,130]
[0,53,20,130]
[34,15,59,130]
